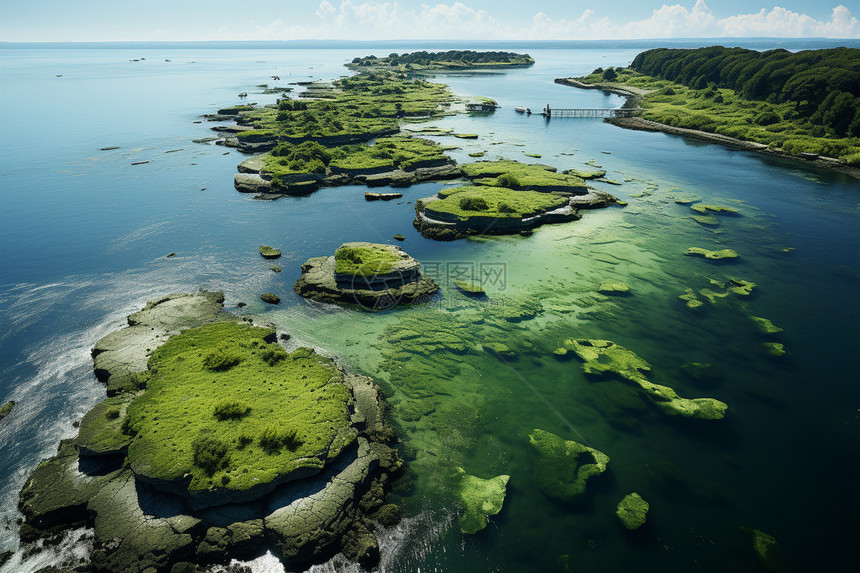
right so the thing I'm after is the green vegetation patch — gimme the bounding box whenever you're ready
[334,244,401,277]
[125,322,354,492]
[750,316,783,335]
[427,186,569,220]
[617,492,649,530]
[577,51,860,163]
[564,339,727,420]
[455,467,510,534]
[685,247,739,260]
[462,160,586,193]
[238,71,453,145]
[529,429,609,502]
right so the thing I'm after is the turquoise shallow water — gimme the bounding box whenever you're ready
[0,45,859,572]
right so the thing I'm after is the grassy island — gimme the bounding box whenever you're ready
[226,70,471,195]
[347,50,535,71]
[567,46,860,165]
[334,243,401,276]
[125,322,354,492]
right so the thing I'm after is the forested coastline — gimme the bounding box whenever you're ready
[630,47,860,137]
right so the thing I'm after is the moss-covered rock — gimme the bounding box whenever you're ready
[259,245,281,259]
[455,467,510,534]
[684,247,739,260]
[564,339,727,420]
[690,204,740,216]
[616,492,649,530]
[260,292,280,304]
[528,429,609,502]
[598,280,631,295]
[294,242,438,309]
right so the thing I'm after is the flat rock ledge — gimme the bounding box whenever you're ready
[294,243,439,309]
[18,291,401,572]
[413,190,617,241]
[234,154,461,198]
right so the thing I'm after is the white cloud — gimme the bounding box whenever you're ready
[521,1,858,40]
[213,1,860,41]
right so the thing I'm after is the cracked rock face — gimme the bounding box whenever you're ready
[18,291,400,572]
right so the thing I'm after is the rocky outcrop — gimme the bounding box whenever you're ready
[294,242,438,310]
[19,291,401,572]
[413,189,617,241]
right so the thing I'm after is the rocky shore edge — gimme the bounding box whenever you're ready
[554,77,860,180]
[16,291,402,573]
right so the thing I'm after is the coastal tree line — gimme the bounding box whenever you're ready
[350,50,534,67]
[630,46,860,137]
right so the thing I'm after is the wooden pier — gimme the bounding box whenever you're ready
[539,106,640,118]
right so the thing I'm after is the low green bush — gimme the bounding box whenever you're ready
[191,435,231,475]
[213,400,250,421]
[459,196,490,211]
[201,349,242,371]
[259,426,302,454]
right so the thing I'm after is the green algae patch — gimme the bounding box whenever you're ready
[679,289,704,310]
[727,278,756,296]
[125,322,354,493]
[762,342,787,357]
[427,186,569,220]
[741,527,783,571]
[462,160,587,193]
[334,243,401,277]
[685,247,739,260]
[750,316,783,336]
[691,214,720,227]
[690,204,740,216]
[565,339,727,420]
[259,245,281,259]
[616,493,649,530]
[455,468,510,534]
[454,133,479,139]
[454,281,486,296]
[598,280,631,295]
[528,429,609,502]
[523,153,542,158]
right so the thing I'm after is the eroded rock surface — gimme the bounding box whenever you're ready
[19,291,401,572]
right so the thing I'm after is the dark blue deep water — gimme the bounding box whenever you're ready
[0,44,858,573]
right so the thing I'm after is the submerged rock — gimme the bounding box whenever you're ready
[294,242,438,310]
[685,247,739,260]
[455,468,510,534]
[259,245,282,259]
[18,292,401,572]
[564,339,727,420]
[528,429,609,502]
[260,292,280,304]
[616,492,649,530]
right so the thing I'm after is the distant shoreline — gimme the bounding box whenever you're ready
[555,77,860,180]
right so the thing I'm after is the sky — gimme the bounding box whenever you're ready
[0,0,857,42]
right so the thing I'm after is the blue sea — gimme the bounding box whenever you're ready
[0,41,858,572]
